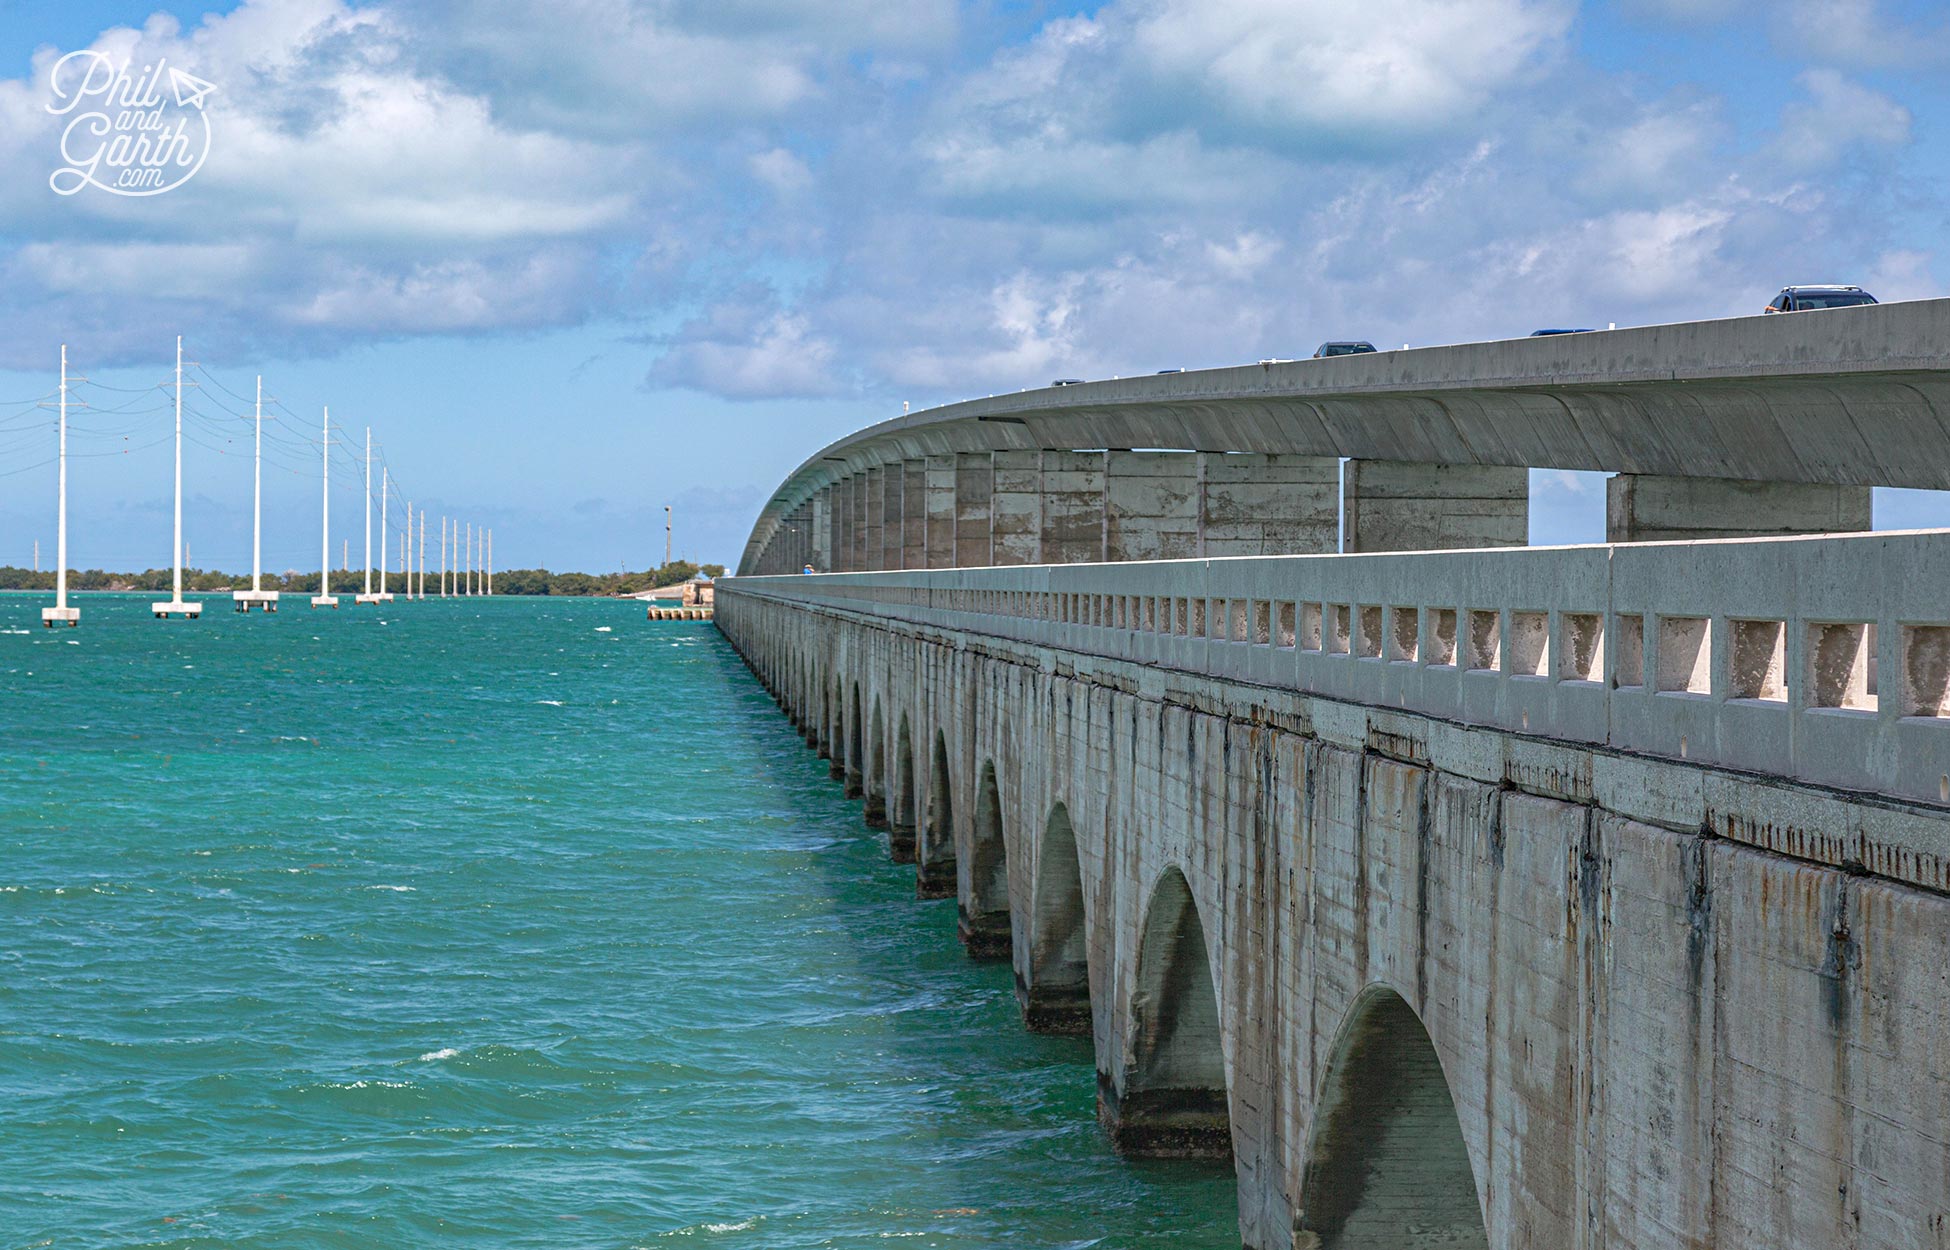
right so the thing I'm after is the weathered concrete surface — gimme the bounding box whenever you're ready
[991,449,1043,566]
[1607,472,1873,542]
[1342,460,1528,552]
[1043,450,1107,563]
[1201,453,1339,557]
[1106,452,1200,562]
[743,300,1950,571]
[954,452,993,568]
[717,542,1950,1250]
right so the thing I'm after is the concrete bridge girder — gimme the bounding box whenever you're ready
[718,556,1950,1250]
[746,301,1950,573]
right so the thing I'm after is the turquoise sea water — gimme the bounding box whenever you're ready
[0,594,1238,1249]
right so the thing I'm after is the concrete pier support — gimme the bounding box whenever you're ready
[925,455,956,568]
[902,459,926,569]
[991,450,1043,566]
[1106,452,1199,561]
[850,473,870,571]
[863,466,885,570]
[1606,473,1873,542]
[1342,459,1527,552]
[954,452,993,567]
[1043,451,1107,563]
[879,464,904,570]
[1200,453,1339,556]
[812,488,833,572]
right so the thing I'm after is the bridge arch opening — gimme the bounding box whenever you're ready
[864,699,888,829]
[1021,801,1091,1035]
[1296,987,1487,1250]
[845,683,864,798]
[1106,867,1231,1159]
[889,713,917,862]
[959,759,1011,960]
[918,729,957,898]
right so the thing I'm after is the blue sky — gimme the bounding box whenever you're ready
[0,0,1945,573]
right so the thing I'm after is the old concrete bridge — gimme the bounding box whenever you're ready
[717,302,1950,1248]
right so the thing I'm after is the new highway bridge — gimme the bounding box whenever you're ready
[716,299,1950,1249]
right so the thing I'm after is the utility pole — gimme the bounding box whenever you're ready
[357,428,375,603]
[486,529,493,595]
[236,375,278,612]
[417,507,426,599]
[153,334,200,619]
[312,409,338,608]
[440,516,448,597]
[41,345,79,627]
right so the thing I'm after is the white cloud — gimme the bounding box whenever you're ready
[1130,0,1574,142]
[652,300,847,399]
[1771,70,1911,169]
[749,147,813,195]
[1775,0,1950,69]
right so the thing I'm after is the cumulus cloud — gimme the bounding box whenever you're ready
[1129,0,1574,142]
[1771,70,1912,168]
[651,296,848,399]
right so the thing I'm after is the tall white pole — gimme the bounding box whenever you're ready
[251,376,263,593]
[486,530,492,595]
[362,428,373,596]
[417,508,426,598]
[465,522,473,595]
[321,410,331,597]
[312,409,337,608]
[441,516,448,597]
[380,467,389,596]
[55,345,68,613]
[172,335,184,601]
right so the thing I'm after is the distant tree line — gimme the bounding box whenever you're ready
[0,561,725,597]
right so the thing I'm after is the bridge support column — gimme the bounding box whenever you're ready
[1043,450,1107,563]
[811,487,833,572]
[831,477,854,571]
[902,459,926,569]
[851,472,870,570]
[991,450,1043,565]
[879,463,904,570]
[1200,452,1339,556]
[1606,473,1872,542]
[1107,452,1200,561]
[955,452,993,567]
[924,455,957,568]
[863,466,885,570]
[1342,459,1528,552]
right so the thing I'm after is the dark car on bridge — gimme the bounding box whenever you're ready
[1764,286,1878,313]
[1530,328,1596,336]
[1313,341,1377,358]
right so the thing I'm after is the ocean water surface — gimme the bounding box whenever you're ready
[0,594,1239,1248]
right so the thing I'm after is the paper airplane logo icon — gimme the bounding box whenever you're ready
[168,67,216,110]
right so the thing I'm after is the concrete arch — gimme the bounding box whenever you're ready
[846,682,865,798]
[865,698,888,829]
[816,678,832,759]
[1105,867,1231,1159]
[959,758,1011,960]
[1296,986,1487,1250]
[1021,801,1091,1035]
[918,728,957,898]
[889,713,917,862]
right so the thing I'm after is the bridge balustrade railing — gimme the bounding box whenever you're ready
[722,530,1950,808]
